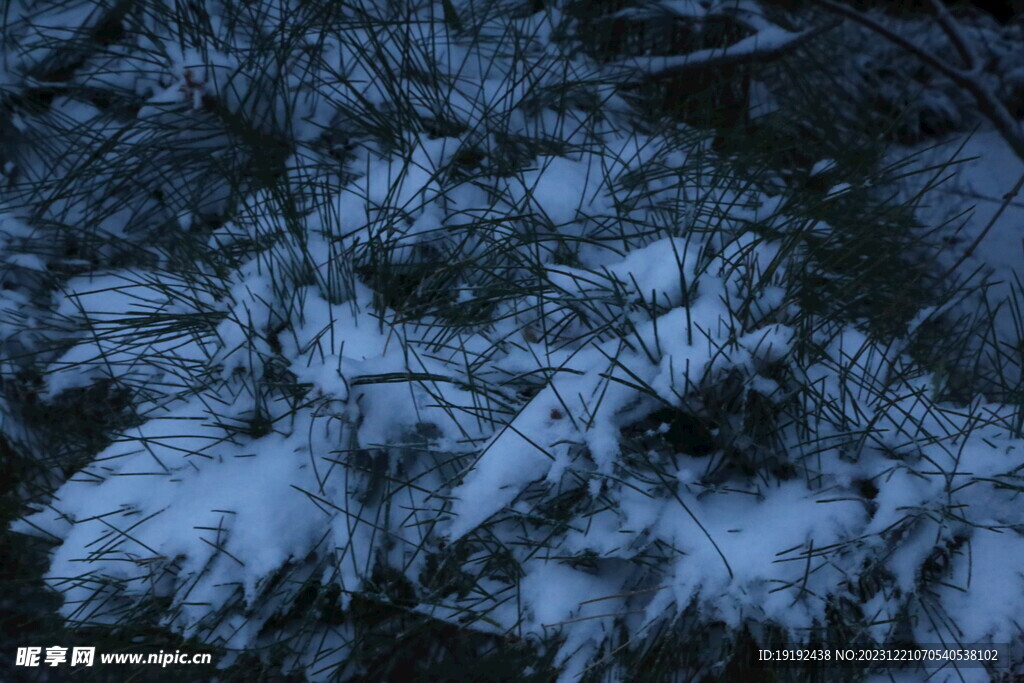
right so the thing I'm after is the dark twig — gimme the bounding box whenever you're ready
[814,0,1024,164]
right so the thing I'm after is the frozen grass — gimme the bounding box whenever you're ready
[2,0,1024,680]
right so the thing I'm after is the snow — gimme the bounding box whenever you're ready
[612,25,815,76]
[4,0,1024,679]
[894,130,1024,379]
[935,528,1024,645]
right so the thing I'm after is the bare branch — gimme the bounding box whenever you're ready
[813,0,965,80]
[609,21,840,80]
[928,0,978,71]
[813,0,1024,164]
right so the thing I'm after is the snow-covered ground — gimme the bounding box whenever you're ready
[906,131,1024,304]
[896,130,1024,392]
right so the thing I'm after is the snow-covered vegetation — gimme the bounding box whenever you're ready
[3,0,1023,679]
